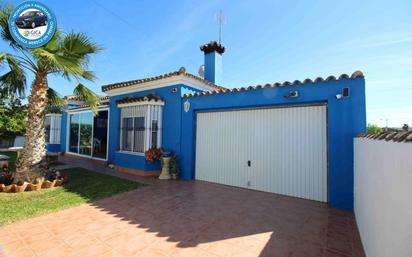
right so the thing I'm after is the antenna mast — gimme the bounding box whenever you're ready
[215,10,225,44]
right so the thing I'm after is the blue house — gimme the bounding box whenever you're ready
[46,41,366,210]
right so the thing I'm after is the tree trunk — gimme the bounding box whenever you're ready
[14,72,49,183]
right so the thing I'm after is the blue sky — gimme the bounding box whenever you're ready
[1,0,411,127]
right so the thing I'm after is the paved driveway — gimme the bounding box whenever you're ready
[0,172,364,257]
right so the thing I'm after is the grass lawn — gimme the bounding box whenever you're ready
[0,152,144,225]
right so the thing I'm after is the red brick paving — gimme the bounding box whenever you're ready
[0,158,365,257]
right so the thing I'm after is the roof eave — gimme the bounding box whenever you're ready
[102,73,222,96]
[183,71,364,98]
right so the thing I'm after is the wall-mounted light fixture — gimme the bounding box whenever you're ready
[184,100,190,112]
[285,90,299,98]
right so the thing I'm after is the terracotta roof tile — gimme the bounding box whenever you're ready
[183,71,364,98]
[65,95,109,110]
[116,93,163,105]
[101,67,224,92]
[200,41,225,54]
[357,131,412,143]
[64,95,109,101]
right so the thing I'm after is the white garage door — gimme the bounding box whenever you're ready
[195,105,327,202]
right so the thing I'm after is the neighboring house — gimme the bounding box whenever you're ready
[46,41,366,209]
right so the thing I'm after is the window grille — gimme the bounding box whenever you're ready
[119,104,162,153]
[45,114,61,144]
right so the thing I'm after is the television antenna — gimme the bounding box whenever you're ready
[215,10,226,44]
[380,118,389,131]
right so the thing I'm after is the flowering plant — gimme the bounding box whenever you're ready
[144,148,163,163]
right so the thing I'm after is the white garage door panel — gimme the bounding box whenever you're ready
[195,105,327,202]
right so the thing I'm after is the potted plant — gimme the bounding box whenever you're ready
[54,177,64,187]
[26,177,43,191]
[41,168,60,188]
[169,155,180,180]
[144,148,162,163]
[42,179,56,188]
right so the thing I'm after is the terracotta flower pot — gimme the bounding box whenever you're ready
[15,182,28,193]
[42,180,56,189]
[26,182,41,191]
[54,178,63,187]
[3,184,15,193]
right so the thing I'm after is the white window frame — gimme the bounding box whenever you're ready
[45,114,62,144]
[65,108,110,161]
[119,102,163,155]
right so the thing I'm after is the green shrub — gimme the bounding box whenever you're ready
[367,123,384,134]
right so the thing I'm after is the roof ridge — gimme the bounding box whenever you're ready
[116,93,163,105]
[64,95,108,101]
[357,131,412,143]
[101,67,225,92]
[183,71,364,98]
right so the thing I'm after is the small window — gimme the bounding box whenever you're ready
[119,104,162,153]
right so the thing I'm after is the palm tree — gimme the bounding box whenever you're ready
[0,5,101,182]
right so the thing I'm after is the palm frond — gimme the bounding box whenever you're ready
[61,32,103,57]
[31,47,88,81]
[47,88,66,106]
[32,31,101,81]
[42,29,63,53]
[0,4,22,49]
[73,83,99,114]
[0,53,26,99]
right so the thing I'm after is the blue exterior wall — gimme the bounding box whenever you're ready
[56,76,366,210]
[60,112,68,153]
[180,77,366,210]
[46,144,60,153]
[204,52,223,85]
[107,84,191,172]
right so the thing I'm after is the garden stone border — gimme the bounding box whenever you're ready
[0,175,69,193]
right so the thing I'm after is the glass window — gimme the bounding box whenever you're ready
[119,104,162,153]
[151,120,158,148]
[79,112,93,156]
[69,114,79,153]
[45,115,61,144]
[45,116,51,143]
[92,111,108,159]
[68,111,108,158]
[122,118,133,151]
[133,117,145,152]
